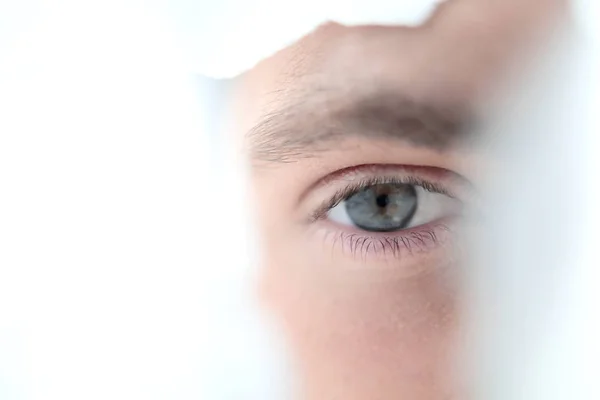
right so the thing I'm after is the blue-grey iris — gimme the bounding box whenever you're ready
[345,183,417,232]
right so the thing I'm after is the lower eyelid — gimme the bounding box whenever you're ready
[318,220,455,263]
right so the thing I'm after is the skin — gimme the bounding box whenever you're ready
[230,1,563,399]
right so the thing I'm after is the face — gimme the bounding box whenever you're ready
[230,1,562,399]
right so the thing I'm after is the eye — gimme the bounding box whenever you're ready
[327,182,460,232]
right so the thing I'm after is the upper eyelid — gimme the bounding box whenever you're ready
[300,163,464,201]
[300,164,474,224]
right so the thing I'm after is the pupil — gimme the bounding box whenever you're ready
[375,194,389,208]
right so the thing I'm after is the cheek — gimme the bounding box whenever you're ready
[258,236,461,399]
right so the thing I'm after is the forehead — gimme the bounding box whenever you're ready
[233,0,562,132]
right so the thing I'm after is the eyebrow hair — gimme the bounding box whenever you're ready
[246,90,472,164]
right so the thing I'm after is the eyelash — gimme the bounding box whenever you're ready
[310,174,458,261]
[323,224,453,261]
[310,175,455,222]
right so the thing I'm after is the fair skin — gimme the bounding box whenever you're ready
[231,1,562,398]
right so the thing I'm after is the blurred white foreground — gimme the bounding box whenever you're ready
[466,14,600,400]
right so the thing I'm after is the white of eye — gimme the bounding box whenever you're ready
[327,185,461,230]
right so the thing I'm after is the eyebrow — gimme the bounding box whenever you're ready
[247,90,471,164]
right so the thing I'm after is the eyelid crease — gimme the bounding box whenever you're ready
[299,163,462,204]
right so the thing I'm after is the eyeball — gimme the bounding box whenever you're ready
[328,183,460,232]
